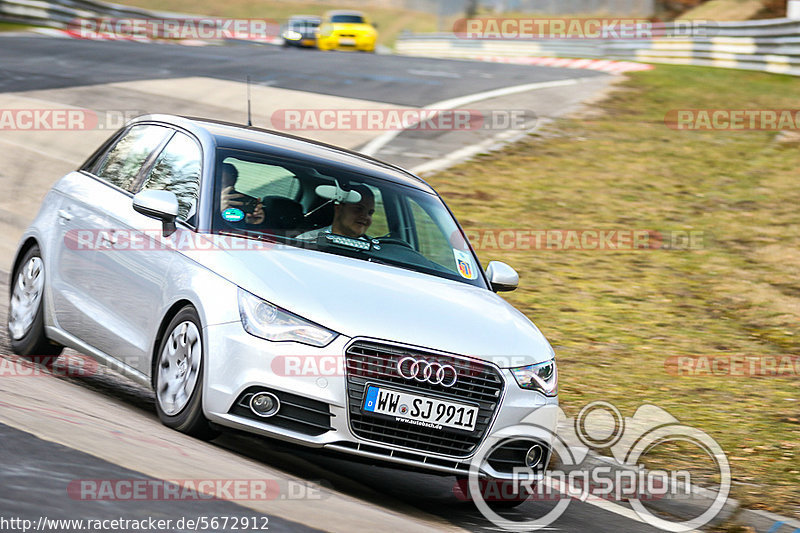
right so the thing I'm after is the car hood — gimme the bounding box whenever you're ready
[208,244,554,367]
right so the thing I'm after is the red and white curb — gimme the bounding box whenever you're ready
[473,55,654,74]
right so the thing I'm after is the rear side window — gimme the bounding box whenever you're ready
[222,157,299,200]
[95,125,170,191]
[140,132,202,222]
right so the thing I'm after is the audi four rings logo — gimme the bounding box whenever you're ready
[396,357,458,387]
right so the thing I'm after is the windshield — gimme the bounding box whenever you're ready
[211,148,486,289]
[330,14,365,23]
[288,20,319,31]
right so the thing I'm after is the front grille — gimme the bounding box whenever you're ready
[329,441,471,474]
[345,340,504,457]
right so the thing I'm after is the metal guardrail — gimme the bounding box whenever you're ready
[0,0,281,42]
[396,19,800,77]
[0,0,175,28]
[2,0,798,77]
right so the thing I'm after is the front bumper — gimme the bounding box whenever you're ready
[203,322,558,478]
[318,35,375,51]
[283,37,317,47]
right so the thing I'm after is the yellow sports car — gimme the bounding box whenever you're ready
[316,10,377,52]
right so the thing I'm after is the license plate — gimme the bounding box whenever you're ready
[301,39,314,46]
[338,38,356,46]
[362,385,478,432]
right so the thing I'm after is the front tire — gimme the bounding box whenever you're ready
[8,245,63,364]
[154,307,218,440]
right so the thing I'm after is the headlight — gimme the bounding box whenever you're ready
[283,30,302,40]
[238,288,338,347]
[511,359,558,396]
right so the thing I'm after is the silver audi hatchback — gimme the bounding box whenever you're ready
[8,114,558,487]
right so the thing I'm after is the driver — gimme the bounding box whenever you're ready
[219,162,265,225]
[298,184,374,240]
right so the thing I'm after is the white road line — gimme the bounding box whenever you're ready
[359,78,581,157]
[410,120,550,176]
[407,69,462,78]
[541,476,702,533]
[0,137,70,162]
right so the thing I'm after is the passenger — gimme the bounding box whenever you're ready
[299,184,374,240]
[219,162,264,225]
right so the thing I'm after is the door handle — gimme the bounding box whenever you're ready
[57,209,73,222]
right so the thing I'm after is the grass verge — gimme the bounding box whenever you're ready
[432,65,799,518]
[0,21,33,32]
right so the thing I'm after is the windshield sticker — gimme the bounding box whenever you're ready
[222,208,245,222]
[453,249,477,279]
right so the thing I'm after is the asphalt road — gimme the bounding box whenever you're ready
[0,36,601,105]
[0,34,666,533]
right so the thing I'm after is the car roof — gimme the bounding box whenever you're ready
[130,114,435,194]
[288,15,321,22]
[325,10,367,17]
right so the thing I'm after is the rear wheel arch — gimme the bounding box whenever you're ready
[8,241,63,361]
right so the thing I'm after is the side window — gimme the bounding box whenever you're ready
[140,132,202,221]
[366,185,389,237]
[95,125,170,191]
[409,199,455,270]
[216,157,300,230]
[222,158,299,199]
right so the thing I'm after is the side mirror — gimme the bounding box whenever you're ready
[133,190,179,235]
[486,261,519,292]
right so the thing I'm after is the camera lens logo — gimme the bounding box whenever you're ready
[468,401,731,532]
[396,357,458,387]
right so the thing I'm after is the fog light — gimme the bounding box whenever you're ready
[525,444,545,468]
[250,392,280,418]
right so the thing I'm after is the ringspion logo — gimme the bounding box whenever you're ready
[469,401,730,531]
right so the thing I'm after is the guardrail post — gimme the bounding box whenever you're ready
[789,0,800,19]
